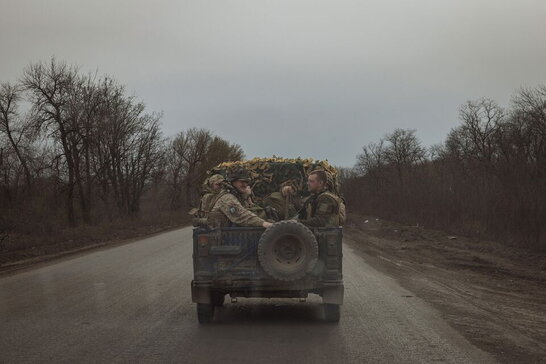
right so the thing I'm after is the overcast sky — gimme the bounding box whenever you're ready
[1,0,545,166]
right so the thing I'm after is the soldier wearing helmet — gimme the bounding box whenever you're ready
[201,174,226,210]
[191,174,227,226]
[206,170,273,229]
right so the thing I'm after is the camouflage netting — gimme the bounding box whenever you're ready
[208,157,341,200]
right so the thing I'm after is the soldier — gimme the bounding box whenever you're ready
[207,171,273,229]
[325,171,346,226]
[200,174,225,210]
[298,170,344,227]
[191,174,226,226]
[262,181,302,220]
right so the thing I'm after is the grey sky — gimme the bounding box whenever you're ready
[2,0,546,166]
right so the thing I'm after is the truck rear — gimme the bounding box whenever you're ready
[191,220,344,323]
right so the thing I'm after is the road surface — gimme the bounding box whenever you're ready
[0,227,495,363]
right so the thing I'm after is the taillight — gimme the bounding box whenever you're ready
[198,235,209,256]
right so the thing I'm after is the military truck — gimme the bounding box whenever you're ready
[190,158,344,323]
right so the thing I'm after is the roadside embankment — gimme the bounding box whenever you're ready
[0,210,190,273]
[345,212,546,364]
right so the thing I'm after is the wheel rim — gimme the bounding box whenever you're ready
[269,235,307,274]
[258,220,319,281]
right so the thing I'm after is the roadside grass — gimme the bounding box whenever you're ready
[0,209,190,267]
[345,211,546,364]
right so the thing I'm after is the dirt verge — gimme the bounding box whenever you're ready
[345,212,546,364]
[0,212,190,274]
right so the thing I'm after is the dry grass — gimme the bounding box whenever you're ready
[0,209,190,266]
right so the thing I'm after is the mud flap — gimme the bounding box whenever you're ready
[322,282,344,304]
[191,280,212,303]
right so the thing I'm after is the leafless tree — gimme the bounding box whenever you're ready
[21,58,80,226]
[123,112,164,215]
[345,89,546,251]
[166,128,244,208]
[88,77,164,216]
[0,59,251,253]
[355,140,385,176]
[511,86,546,169]
[384,128,426,167]
[0,82,33,191]
[450,98,504,163]
[64,72,104,222]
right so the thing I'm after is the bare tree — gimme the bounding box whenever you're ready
[21,59,80,226]
[87,77,164,217]
[123,112,164,215]
[0,58,254,256]
[65,73,104,222]
[165,135,187,209]
[383,128,426,185]
[511,86,546,169]
[166,129,244,208]
[176,128,212,206]
[454,98,504,163]
[355,140,385,176]
[384,129,426,166]
[0,82,33,191]
[199,136,244,182]
[345,89,546,251]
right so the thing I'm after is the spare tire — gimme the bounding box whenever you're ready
[257,220,319,281]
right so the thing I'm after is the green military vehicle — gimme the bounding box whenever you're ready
[190,158,344,323]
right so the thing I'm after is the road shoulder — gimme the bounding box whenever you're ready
[0,223,189,276]
[345,213,546,364]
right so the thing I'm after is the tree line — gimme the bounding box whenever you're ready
[0,58,243,243]
[343,86,546,251]
[3,58,544,253]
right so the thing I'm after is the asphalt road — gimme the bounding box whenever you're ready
[0,227,496,363]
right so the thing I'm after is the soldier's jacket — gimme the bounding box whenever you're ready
[298,190,344,227]
[207,190,266,228]
[263,191,302,220]
[233,191,269,220]
[191,191,220,226]
[199,193,218,215]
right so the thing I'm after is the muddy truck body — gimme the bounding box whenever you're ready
[191,221,344,323]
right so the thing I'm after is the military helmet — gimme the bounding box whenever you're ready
[229,169,251,183]
[207,174,225,186]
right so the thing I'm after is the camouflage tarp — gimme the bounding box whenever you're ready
[208,157,340,201]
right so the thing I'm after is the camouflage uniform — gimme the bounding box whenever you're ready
[192,192,221,226]
[298,189,344,227]
[204,170,266,227]
[201,175,226,209]
[263,189,302,220]
[207,189,266,228]
[192,174,226,226]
